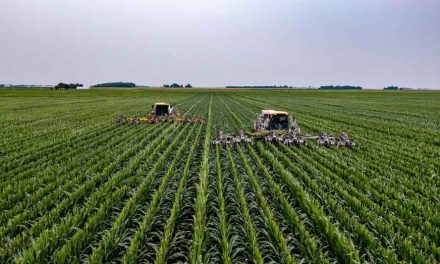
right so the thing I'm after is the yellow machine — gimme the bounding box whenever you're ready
[115,102,203,124]
[151,102,176,116]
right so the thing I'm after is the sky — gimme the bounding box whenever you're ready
[1,0,439,89]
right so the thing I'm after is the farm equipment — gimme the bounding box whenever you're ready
[211,131,232,145]
[233,130,253,144]
[336,132,355,148]
[115,102,204,124]
[316,132,337,147]
[316,132,355,148]
[212,109,353,148]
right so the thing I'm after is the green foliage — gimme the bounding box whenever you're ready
[384,86,399,90]
[0,88,439,263]
[92,82,136,88]
[163,83,184,88]
[53,82,83,90]
[319,85,362,90]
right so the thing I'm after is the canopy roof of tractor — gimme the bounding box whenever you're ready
[154,102,171,106]
[262,109,288,115]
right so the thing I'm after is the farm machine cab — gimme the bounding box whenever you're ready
[252,110,305,146]
[115,102,203,124]
[253,110,292,131]
[152,102,174,116]
[212,109,354,148]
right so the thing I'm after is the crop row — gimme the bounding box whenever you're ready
[1,89,438,263]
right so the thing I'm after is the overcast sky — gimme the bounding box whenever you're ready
[1,0,439,88]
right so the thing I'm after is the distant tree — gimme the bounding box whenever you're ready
[53,83,83,90]
[185,84,192,88]
[93,82,136,88]
[319,85,362,90]
[226,85,292,89]
[163,83,187,88]
[53,83,66,90]
[384,86,399,90]
[71,83,83,89]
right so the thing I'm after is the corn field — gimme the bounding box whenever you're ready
[0,88,439,263]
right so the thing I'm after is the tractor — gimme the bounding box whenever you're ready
[253,110,295,132]
[115,102,203,124]
[212,109,353,148]
[212,110,305,147]
[151,102,178,117]
[251,110,306,146]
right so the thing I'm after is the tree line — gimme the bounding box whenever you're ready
[383,86,398,90]
[51,83,84,90]
[319,85,362,90]
[163,83,192,88]
[92,82,136,88]
[226,85,292,89]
